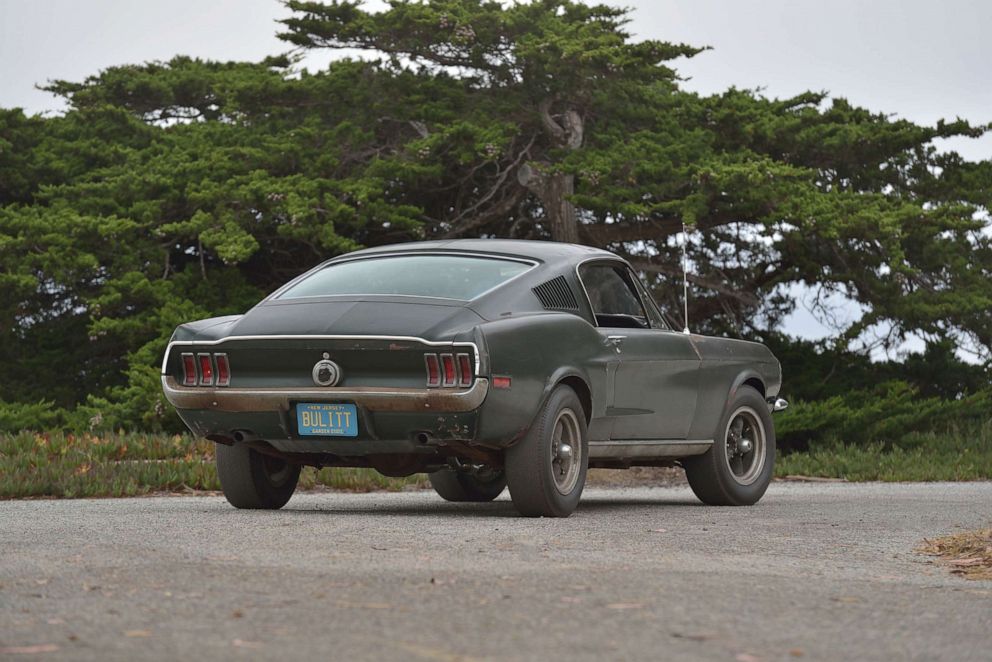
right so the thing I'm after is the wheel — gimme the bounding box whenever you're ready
[684,385,775,506]
[429,467,507,502]
[215,443,301,509]
[505,385,588,517]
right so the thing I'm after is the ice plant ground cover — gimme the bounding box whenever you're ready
[3,424,990,499]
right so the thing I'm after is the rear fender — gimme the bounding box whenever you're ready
[519,365,596,439]
[473,314,605,446]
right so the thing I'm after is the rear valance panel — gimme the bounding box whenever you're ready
[164,336,478,390]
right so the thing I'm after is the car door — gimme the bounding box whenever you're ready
[577,261,700,440]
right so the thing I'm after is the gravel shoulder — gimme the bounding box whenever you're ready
[2,482,991,661]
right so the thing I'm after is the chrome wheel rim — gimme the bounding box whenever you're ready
[724,406,766,486]
[550,408,582,495]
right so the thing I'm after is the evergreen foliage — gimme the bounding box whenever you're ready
[1,1,989,440]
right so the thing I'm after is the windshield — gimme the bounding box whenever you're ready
[277,254,533,301]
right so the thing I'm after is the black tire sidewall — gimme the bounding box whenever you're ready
[429,468,506,502]
[216,443,300,509]
[506,385,589,517]
[250,452,301,507]
[687,386,776,506]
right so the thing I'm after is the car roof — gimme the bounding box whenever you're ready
[339,239,620,266]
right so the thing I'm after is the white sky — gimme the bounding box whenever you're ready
[2,0,990,343]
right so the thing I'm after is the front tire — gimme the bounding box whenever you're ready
[215,443,301,510]
[684,385,775,506]
[429,468,506,502]
[505,385,588,517]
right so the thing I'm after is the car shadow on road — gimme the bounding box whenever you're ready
[279,502,522,518]
[263,494,704,518]
[579,496,705,509]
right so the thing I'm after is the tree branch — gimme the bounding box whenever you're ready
[438,187,526,239]
[538,98,565,143]
[580,210,763,244]
[629,259,760,305]
[443,134,536,229]
[563,109,583,150]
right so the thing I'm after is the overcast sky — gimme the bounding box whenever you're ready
[1,0,990,342]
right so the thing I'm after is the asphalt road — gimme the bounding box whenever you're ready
[2,483,991,661]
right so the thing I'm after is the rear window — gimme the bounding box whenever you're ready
[277,254,533,301]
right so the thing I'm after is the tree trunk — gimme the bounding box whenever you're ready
[545,172,580,244]
[517,101,584,243]
[516,165,580,244]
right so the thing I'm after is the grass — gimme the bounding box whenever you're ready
[917,528,992,581]
[1,422,990,499]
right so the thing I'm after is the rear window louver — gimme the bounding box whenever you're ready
[532,276,579,311]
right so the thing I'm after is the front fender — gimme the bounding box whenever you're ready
[729,368,769,400]
[687,362,782,441]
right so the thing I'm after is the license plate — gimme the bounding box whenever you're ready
[296,403,358,437]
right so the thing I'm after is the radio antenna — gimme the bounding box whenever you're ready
[681,221,690,335]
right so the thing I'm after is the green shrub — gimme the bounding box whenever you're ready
[0,400,70,432]
[776,421,992,481]
[776,381,992,452]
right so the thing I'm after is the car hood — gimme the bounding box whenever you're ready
[206,298,484,341]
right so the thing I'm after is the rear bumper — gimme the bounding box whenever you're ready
[160,375,489,414]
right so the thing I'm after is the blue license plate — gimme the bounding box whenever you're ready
[296,403,358,437]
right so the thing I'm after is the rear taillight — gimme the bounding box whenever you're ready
[425,354,441,387]
[440,354,456,387]
[425,351,474,388]
[198,354,214,386]
[215,353,230,387]
[457,353,472,387]
[177,351,231,387]
[181,353,197,386]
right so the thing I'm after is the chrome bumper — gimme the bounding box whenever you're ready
[161,376,489,413]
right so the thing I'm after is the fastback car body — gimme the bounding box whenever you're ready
[162,239,786,517]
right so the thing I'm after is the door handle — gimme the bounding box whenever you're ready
[606,335,626,353]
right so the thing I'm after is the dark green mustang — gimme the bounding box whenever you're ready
[162,239,787,517]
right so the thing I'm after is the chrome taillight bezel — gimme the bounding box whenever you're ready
[425,351,474,388]
[181,353,197,386]
[440,353,457,387]
[425,353,441,387]
[197,353,214,386]
[456,353,472,387]
[214,353,230,387]
[177,352,231,387]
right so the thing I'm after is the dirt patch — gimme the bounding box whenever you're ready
[917,528,992,581]
[586,466,687,488]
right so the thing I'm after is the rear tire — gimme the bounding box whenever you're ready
[215,443,300,510]
[505,385,588,517]
[684,385,775,506]
[429,468,506,502]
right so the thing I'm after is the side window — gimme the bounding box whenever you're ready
[578,264,648,329]
[628,268,670,330]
